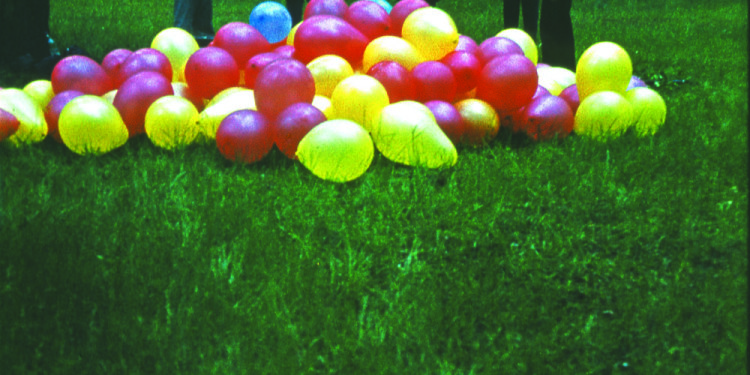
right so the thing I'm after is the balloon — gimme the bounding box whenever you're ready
[44,90,85,143]
[184,47,240,100]
[102,49,133,85]
[58,95,129,155]
[113,71,174,137]
[274,102,327,159]
[362,35,423,71]
[624,87,667,137]
[402,7,459,61]
[371,101,457,168]
[244,52,283,89]
[538,66,576,90]
[214,22,271,67]
[496,28,538,65]
[456,35,480,55]
[411,61,457,103]
[287,22,301,46]
[23,80,54,108]
[477,36,524,65]
[0,88,47,147]
[255,58,316,120]
[273,44,296,58]
[390,0,430,36]
[533,84,552,100]
[368,0,392,13]
[573,91,633,141]
[344,0,392,40]
[312,95,335,118]
[366,60,416,103]
[171,82,205,111]
[520,95,574,140]
[303,0,349,19]
[440,51,481,95]
[197,88,257,141]
[293,15,369,66]
[559,84,580,114]
[0,108,20,142]
[330,74,389,132]
[536,73,564,96]
[249,2,293,44]
[454,98,499,146]
[307,55,354,97]
[144,96,200,150]
[102,89,117,104]
[296,119,374,182]
[117,48,173,86]
[476,54,538,112]
[576,41,632,101]
[51,55,112,96]
[424,100,466,146]
[151,28,199,83]
[216,109,273,163]
[627,75,648,90]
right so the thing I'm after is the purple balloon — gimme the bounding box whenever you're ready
[627,75,648,90]
[558,84,580,114]
[478,37,524,65]
[456,35,480,55]
[274,102,326,159]
[521,95,574,140]
[425,100,466,145]
[216,109,274,164]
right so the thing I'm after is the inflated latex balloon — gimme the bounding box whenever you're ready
[307,55,354,97]
[368,0,392,13]
[627,75,648,90]
[362,35,423,71]
[536,73,564,96]
[624,87,667,137]
[244,52,283,89]
[294,15,369,66]
[151,28,199,83]
[576,41,632,101]
[255,58,316,120]
[144,96,199,149]
[538,66,576,90]
[197,88,257,141]
[0,108,20,142]
[274,102,327,159]
[51,55,112,96]
[312,95,335,118]
[425,100,466,146]
[23,80,54,108]
[113,71,174,137]
[454,98,499,146]
[249,2,293,44]
[441,51,482,94]
[102,89,117,104]
[496,28,538,65]
[478,36,524,65]
[456,35,480,55]
[559,84,580,114]
[117,48,173,86]
[344,0,392,40]
[411,61,457,103]
[171,82,205,111]
[520,95,574,140]
[287,22,301,46]
[366,60,416,102]
[0,88,47,147]
[58,95,129,155]
[372,100,457,168]
[304,0,349,19]
[274,44,295,58]
[44,90,84,143]
[214,22,271,67]
[402,7,459,61]
[216,109,273,163]
[573,91,633,141]
[296,119,374,182]
[330,74,389,132]
[102,49,133,85]
[476,54,538,112]
[390,0,430,35]
[184,47,240,99]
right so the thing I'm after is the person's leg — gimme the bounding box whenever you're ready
[194,0,214,35]
[521,0,539,41]
[288,0,304,25]
[503,0,521,29]
[174,0,195,32]
[540,0,575,70]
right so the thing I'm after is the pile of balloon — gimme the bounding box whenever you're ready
[0,0,667,182]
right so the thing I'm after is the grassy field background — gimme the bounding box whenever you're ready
[1,0,747,374]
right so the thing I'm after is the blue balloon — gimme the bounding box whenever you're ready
[249,1,292,44]
[368,0,393,13]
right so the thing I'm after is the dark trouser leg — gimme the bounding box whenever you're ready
[174,0,195,32]
[288,0,304,25]
[522,0,539,41]
[2,0,50,61]
[540,0,575,70]
[194,0,214,35]
[504,0,521,29]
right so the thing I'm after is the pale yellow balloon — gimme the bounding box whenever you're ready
[0,88,47,147]
[362,36,424,71]
[307,55,354,97]
[102,89,118,104]
[196,88,256,141]
[58,95,128,155]
[537,74,564,96]
[330,74,389,132]
[496,28,538,65]
[537,66,576,93]
[574,91,634,141]
[23,80,54,108]
[312,95,334,119]
[145,96,200,150]
[151,27,200,83]
[287,22,302,46]
[402,7,459,61]
[624,87,667,137]
[576,41,632,101]
[296,119,374,183]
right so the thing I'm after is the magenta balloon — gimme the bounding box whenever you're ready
[44,90,85,143]
[0,108,20,142]
[425,100,466,145]
[411,61,457,103]
[303,0,349,19]
[216,109,273,164]
[440,51,482,94]
[558,84,580,114]
[274,102,327,159]
[244,52,283,89]
[366,60,416,103]
[113,71,174,137]
[51,55,112,95]
[390,0,430,35]
[274,45,296,59]
[520,95,574,140]
[293,15,369,65]
[118,48,173,86]
[533,84,551,100]
[344,0,392,40]
[627,75,648,90]
[102,49,133,87]
[214,22,271,67]
[478,36,524,65]
[255,58,316,121]
[456,35,480,55]
[476,54,538,112]
[184,47,240,99]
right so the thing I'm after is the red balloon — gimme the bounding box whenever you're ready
[44,90,85,143]
[344,0,392,40]
[51,55,112,96]
[0,107,20,142]
[274,45,296,59]
[293,15,369,65]
[304,0,349,19]
[478,36,524,65]
[441,51,482,94]
[117,48,173,86]
[411,61,457,103]
[425,100,466,145]
[559,84,580,114]
[274,102,327,159]
[254,58,316,121]
[390,0,430,36]
[113,71,174,137]
[456,35,480,55]
[520,95,574,140]
[476,54,538,112]
[366,60,416,103]
[533,84,552,99]
[102,49,132,86]
[244,52,283,89]
[184,47,240,99]
[216,109,273,164]
[213,22,271,67]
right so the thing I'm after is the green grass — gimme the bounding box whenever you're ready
[1,0,747,374]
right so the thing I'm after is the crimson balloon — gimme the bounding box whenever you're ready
[425,100,466,146]
[478,36,524,65]
[559,84,580,114]
[213,22,271,67]
[113,71,174,137]
[101,49,132,87]
[216,109,273,164]
[441,51,481,94]
[117,48,173,86]
[254,58,316,121]
[184,47,240,99]
[274,102,327,159]
[293,15,369,65]
[411,61,457,103]
[476,54,538,112]
[44,90,85,143]
[344,0,392,40]
[51,55,112,96]
[366,60,416,102]
[520,95,574,140]
[304,0,349,19]
[244,52,283,89]
[0,108,19,142]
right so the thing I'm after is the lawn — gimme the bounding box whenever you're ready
[0,0,747,374]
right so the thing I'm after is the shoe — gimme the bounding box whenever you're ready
[192,31,214,47]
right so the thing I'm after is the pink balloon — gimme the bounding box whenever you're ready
[478,37,524,65]
[51,55,112,95]
[411,61,457,103]
[425,100,466,146]
[441,51,482,94]
[213,22,271,67]
[184,47,240,99]
[117,48,173,86]
[344,0,392,40]
[456,35,480,55]
[533,84,551,100]
[558,84,580,114]
[304,0,349,19]
[113,71,174,137]
[216,109,273,164]
[244,52,283,89]
[390,0,430,36]
[44,90,85,143]
[293,15,369,65]
[274,102,327,159]
[536,62,551,69]
[274,45,296,59]
[367,60,416,103]
[476,54,538,112]
[254,58,316,121]
[0,108,20,142]
[101,49,132,87]
[520,95,574,140]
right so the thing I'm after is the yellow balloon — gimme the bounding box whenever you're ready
[496,28,538,65]
[312,95,334,119]
[574,91,634,141]
[23,80,54,108]
[296,119,374,183]
[307,55,354,97]
[402,7,459,61]
[58,95,128,155]
[0,88,47,147]
[537,74,564,96]
[372,101,457,168]
[576,41,632,101]
[196,88,256,142]
[362,36,424,71]
[287,22,301,46]
[151,27,200,83]
[624,87,667,137]
[537,66,576,93]
[454,98,499,146]
[330,74,389,132]
[145,96,200,150]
